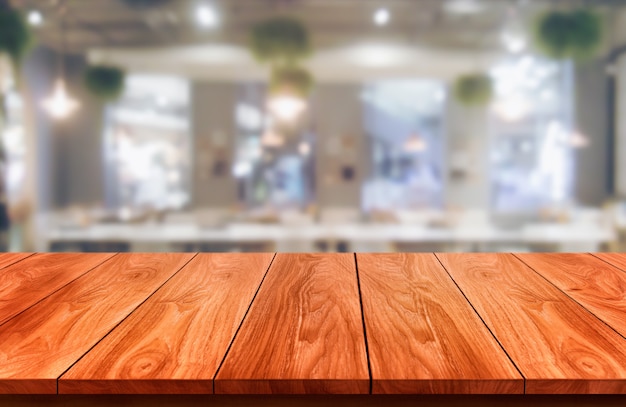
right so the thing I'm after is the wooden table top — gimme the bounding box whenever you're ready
[0,252,625,396]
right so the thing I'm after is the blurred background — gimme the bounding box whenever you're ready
[0,0,625,253]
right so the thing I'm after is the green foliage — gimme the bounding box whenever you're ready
[121,0,171,8]
[453,73,493,107]
[269,66,314,97]
[534,9,603,60]
[250,17,311,66]
[0,5,33,67]
[84,65,126,101]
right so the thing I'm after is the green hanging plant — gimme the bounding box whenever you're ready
[121,0,172,9]
[0,3,33,68]
[250,17,311,66]
[269,66,314,98]
[84,65,126,101]
[453,73,493,107]
[534,9,603,60]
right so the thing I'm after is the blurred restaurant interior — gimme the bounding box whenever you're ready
[1,0,626,253]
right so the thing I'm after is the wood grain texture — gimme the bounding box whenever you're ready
[515,253,626,338]
[0,253,195,394]
[436,253,626,394]
[357,253,523,394]
[59,253,274,394]
[0,253,33,270]
[215,253,369,394]
[593,253,626,274]
[0,253,115,326]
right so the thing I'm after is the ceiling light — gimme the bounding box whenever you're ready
[42,79,80,120]
[27,10,43,26]
[267,95,307,122]
[445,0,484,14]
[196,4,219,28]
[373,8,390,26]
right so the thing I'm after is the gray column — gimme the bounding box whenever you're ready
[311,84,367,209]
[573,60,609,206]
[444,100,491,210]
[191,81,238,208]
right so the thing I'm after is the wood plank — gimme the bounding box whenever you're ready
[515,253,626,338]
[593,253,626,275]
[356,253,523,394]
[0,253,33,270]
[59,253,275,394]
[215,253,369,394]
[2,394,626,407]
[436,253,626,394]
[0,253,195,394]
[0,253,115,326]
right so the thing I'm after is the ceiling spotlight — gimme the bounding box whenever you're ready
[28,10,43,26]
[196,4,219,28]
[373,8,390,26]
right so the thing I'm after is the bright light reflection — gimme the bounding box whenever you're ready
[196,4,219,28]
[267,95,307,122]
[493,97,530,122]
[42,79,80,120]
[373,8,390,26]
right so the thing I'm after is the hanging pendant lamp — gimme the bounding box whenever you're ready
[42,4,80,120]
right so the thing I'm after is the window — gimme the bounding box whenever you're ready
[489,56,575,212]
[103,75,191,211]
[361,80,446,211]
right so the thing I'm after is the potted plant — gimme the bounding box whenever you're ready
[250,17,311,67]
[84,65,126,102]
[534,9,603,60]
[453,73,493,107]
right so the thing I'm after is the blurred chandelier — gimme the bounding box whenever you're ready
[42,79,79,119]
[267,95,306,122]
[42,5,80,120]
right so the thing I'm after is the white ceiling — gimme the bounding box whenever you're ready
[88,41,499,82]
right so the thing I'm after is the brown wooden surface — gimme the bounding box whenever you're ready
[1,394,626,407]
[59,253,274,394]
[1,252,626,396]
[436,253,626,394]
[515,253,626,338]
[215,253,369,394]
[0,253,33,270]
[357,253,523,394]
[0,253,115,326]
[0,253,195,394]
[593,253,626,275]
